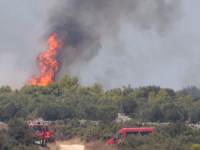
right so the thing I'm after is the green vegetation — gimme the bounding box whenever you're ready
[1,75,200,149]
[191,144,200,150]
[0,119,39,150]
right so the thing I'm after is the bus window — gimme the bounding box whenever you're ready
[140,131,152,136]
[126,131,138,137]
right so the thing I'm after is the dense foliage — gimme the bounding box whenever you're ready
[0,119,39,150]
[1,75,200,149]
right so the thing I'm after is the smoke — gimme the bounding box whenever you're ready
[0,0,187,90]
[45,0,182,81]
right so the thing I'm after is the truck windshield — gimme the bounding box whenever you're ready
[114,133,124,140]
[32,126,42,133]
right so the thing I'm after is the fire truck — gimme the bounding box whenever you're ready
[29,122,54,147]
[106,127,156,145]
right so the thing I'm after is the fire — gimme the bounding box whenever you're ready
[28,32,63,86]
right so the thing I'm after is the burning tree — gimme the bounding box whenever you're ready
[28,33,63,86]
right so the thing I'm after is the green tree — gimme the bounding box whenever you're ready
[120,97,138,117]
[189,105,200,123]
[156,89,170,101]
[150,105,164,122]
[105,88,123,100]
[8,118,36,146]
[3,102,18,121]
[0,129,15,150]
[13,144,39,150]
[91,83,104,95]
[148,91,156,101]
[0,86,12,94]
[58,75,79,91]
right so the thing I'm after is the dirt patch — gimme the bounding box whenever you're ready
[85,141,117,150]
[0,125,8,130]
[56,138,84,150]
[38,138,115,150]
[38,142,58,150]
[59,144,84,150]
[56,137,84,145]
[43,142,60,150]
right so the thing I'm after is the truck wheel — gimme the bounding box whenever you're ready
[44,140,47,147]
[42,140,47,147]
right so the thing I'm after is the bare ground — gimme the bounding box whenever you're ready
[39,138,85,150]
[38,138,116,150]
[0,125,8,130]
[59,144,84,150]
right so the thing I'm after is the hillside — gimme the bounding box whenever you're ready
[1,75,200,149]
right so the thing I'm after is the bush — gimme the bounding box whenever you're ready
[85,141,116,150]
[150,105,164,122]
[8,118,37,146]
[120,97,137,117]
[191,144,200,150]
[13,144,39,150]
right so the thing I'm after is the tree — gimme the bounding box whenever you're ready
[0,86,12,94]
[150,105,164,122]
[3,102,18,121]
[91,83,104,95]
[156,89,170,101]
[105,88,123,100]
[189,105,200,123]
[120,97,138,116]
[8,118,36,146]
[58,75,79,90]
[148,91,156,101]
[13,144,39,150]
[182,86,200,99]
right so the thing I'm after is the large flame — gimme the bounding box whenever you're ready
[28,32,63,86]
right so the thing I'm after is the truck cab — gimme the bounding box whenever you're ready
[29,122,54,147]
[106,127,156,145]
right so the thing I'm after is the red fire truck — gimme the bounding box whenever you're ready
[29,122,54,147]
[106,127,156,145]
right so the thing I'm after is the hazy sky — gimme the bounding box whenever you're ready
[0,0,200,91]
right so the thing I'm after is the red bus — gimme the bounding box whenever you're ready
[106,127,156,145]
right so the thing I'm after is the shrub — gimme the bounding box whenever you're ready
[120,97,137,116]
[191,144,200,150]
[8,118,36,146]
[13,144,39,150]
[85,141,116,150]
[150,105,164,122]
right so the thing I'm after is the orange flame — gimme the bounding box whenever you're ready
[28,32,63,86]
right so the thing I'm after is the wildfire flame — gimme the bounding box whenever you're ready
[28,32,63,86]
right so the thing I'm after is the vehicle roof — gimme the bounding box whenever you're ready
[28,122,43,126]
[116,127,155,133]
[29,124,42,126]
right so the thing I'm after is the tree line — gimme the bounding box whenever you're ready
[1,75,200,149]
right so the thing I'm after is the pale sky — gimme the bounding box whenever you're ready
[0,0,200,91]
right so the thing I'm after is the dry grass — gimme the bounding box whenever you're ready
[0,125,8,130]
[55,137,84,149]
[85,141,117,150]
[38,143,58,150]
[38,138,117,150]
[56,137,84,145]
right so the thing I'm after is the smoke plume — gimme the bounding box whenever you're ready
[45,0,182,81]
